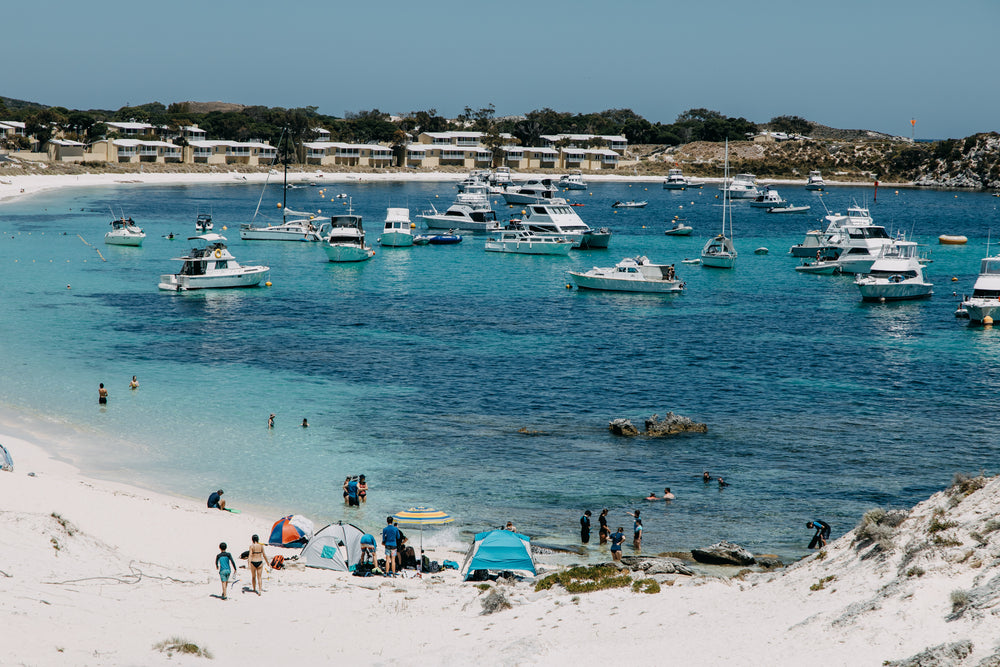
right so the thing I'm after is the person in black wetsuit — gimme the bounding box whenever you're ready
[580,510,591,544]
[598,508,609,544]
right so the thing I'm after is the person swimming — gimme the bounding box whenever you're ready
[645,492,659,501]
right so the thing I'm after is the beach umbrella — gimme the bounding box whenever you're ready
[268,514,314,548]
[392,506,454,552]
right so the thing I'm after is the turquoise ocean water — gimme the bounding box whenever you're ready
[2,178,999,561]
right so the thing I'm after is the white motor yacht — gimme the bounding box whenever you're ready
[378,208,414,247]
[456,170,490,192]
[663,168,699,190]
[749,187,789,208]
[557,170,588,190]
[421,187,500,233]
[484,227,574,255]
[158,234,269,291]
[515,201,611,249]
[323,213,375,262]
[805,170,826,190]
[105,216,146,246]
[501,178,560,205]
[960,253,1000,322]
[719,173,760,199]
[569,256,684,293]
[195,212,214,233]
[489,167,513,187]
[830,210,894,274]
[788,205,872,258]
[855,239,933,301]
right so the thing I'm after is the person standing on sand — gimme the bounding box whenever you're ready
[382,516,401,576]
[98,383,108,405]
[580,510,591,544]
[247,534,268,595]
[610,527,625,561]
[598,509,610,544]
[216,542,237,599]
[807,520,831,549]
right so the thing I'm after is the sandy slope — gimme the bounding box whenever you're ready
[3,427,1000,666]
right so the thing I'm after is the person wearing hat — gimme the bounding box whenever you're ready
[207,489,226,510]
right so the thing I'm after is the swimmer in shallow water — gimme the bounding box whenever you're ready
[129,375,139,389]
[645,492,659,501]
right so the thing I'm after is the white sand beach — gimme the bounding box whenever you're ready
[3,421,1000,666]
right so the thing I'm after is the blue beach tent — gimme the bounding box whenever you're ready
[461,529,537,580]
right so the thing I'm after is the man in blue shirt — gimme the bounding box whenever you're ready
[360,533,376,565]
[207,489,226,511]
[381,516,401,576]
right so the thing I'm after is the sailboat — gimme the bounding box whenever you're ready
[701,139,738,269]
[240,130,328,242]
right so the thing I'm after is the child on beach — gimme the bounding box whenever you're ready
[216,542,237,600]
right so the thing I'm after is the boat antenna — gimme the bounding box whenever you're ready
[251,128,287,223]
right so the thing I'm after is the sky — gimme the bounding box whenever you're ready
[3,0,996,140]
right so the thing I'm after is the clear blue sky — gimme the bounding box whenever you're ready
[4,0,996,139]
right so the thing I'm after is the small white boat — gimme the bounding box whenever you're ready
[612,200,648,208]
[805,170,826,190]
[768,205,811,214]
[702,140,738,270]
[719,173,759,199]
[663,168,699,190]
[795,261,838,275]
[484,227,574,255]
[749,187,788,208]
[557,170,588,190]
[569,256,684,293]
[240,216,328,242]
[158,234,269,291]
[195,212,214,233]
[335,193,348,199]
[960,252,1000,322]
[664,219,693,236]
[754,247,768,255]
[855,239,933,301]
[105,216,146,246]
[681,258,702,265]
[323,212,375,262]
[378,208,414,247]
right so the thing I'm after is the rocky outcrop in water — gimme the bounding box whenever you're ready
[691,541,756,566]
[608,413,707,437]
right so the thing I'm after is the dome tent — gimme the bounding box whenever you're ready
[300,522,366,572]
[460,529,536,581]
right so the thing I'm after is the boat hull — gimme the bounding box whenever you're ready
[558,182,587,190]
[379,232,414,247]
[795,263,838,275]
[857,280,933,301]
[105,233,145,247]
[240,229,322,242]
[961,298,1000,322]
[485,239,573,255]
[767,205,811,214]
[569,272,683,293]
[579,230,612,249]
[421,216,498,232]
[664,226,693,236]
[323,244,375,262]
[158,267,268,291]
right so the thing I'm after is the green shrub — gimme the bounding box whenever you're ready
[153,638,212,659]
[535,565,633,594]
[631,578,661,594]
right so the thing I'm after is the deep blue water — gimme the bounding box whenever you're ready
[2,177,999,561]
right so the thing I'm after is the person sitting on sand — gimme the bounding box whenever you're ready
[663,487,675,500]
[807,520,831,549]
[207,489,226,510]
[610,527,625,561]
[248,534,268,595]
[216,542,237,600]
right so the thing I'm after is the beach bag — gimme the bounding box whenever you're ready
[401,546,417,569]
[353,561,374,577]
[270,555,285,570]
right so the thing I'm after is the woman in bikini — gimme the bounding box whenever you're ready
[248,534,268,595]
[358,475,368,504]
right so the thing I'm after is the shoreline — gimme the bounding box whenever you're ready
[0,168,917,206]
[4,422,1000,664]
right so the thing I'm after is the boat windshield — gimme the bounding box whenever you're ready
[980,258,1000,275]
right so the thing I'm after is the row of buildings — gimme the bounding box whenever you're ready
[1,121,628,171]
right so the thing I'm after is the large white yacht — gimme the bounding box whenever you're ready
[960,253,1000,322]
[829,209,894,274]
[484,227,574,255]
[105,216,146,246]
[322,213,375,262]
[748,187,789,208]
[158,234,269,291]
[557,170,588,190]
[422,184,500,232]
[719,173,760,199]
[805,170,826,190]
[855,238,933,301]
[662,168,699,190]
[788,205,874,258]
[515,201,611,249]
[501,178,560,205]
